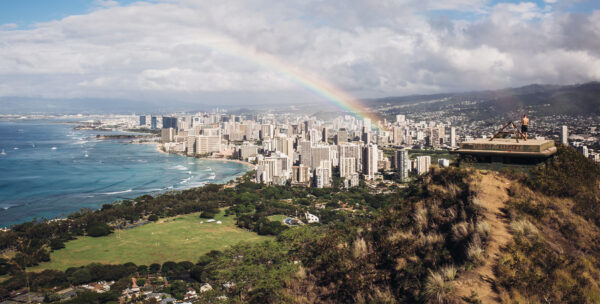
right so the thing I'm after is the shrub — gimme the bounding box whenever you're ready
[440,265,457,281]
[148,214,159,221]
[424,270,454,304]
[509,219,538,240]
[86,223,112,237]
[49,238,65,250]
[451,221,472,242]
[475,221,490,240]
[199,210,217,219]
[466,242,484,264]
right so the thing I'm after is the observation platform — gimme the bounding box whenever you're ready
[453,138,557,164]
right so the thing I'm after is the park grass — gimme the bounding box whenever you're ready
[267,214,288,223]
[30,211,271,271]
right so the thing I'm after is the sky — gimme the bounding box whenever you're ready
[0,0,599,105]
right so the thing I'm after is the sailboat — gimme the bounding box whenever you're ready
[1,149,6,156]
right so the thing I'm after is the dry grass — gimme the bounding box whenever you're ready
[451,221,472,242]
[352,237,368,259]
[414,205,428,232]
[424,270,454,304]
[441,265,458,281]
[475,221,490,240]
[466,242,485,264]
[509,219,539,240]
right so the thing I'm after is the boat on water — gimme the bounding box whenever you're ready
[51,147,57,150]
[84,152,89,158]
[1,149,6,156]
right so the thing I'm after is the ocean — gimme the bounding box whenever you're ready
[0,120,250,227]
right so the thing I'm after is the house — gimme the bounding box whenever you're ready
[184,288,198,301]
[199,283,213,293]
[304,212,319,224]
[81,281,113,293]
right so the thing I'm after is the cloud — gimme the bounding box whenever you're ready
[93,0,120,8]
[0,0,598,104]
[0,23,18,30]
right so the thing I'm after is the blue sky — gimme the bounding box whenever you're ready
[2,0,599,27]
[0,0,138,27]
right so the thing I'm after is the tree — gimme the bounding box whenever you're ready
[149,263,161,274]
[86,223,112,237]
[49,239,65,251]
[69,268,92,285]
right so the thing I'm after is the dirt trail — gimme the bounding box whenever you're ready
[454,171,512,303]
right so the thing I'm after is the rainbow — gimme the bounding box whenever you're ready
[196,33,384,129]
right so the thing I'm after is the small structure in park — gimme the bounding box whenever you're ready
[453,121,557,164]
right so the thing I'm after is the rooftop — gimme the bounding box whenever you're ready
[455,138,557,158]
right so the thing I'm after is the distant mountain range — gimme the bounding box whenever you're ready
[1,82,599,116]
[369,82,600,118]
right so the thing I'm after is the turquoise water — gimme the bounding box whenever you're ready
[0,120,249,227]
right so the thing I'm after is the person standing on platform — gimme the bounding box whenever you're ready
[521,114,529,140]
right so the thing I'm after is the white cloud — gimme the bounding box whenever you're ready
[93,0,120,8]
[0,23,18,30]
[0,0,598,103]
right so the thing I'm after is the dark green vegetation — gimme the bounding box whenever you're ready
[1,146,599,303]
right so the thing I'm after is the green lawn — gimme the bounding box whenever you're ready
[267,214,288,223]
[31,211,271,271]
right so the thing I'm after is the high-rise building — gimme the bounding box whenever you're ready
[162,116,178,130]
[427,126,443,147]
[415,155,431,175]
[313,160,332,188]
[339,143,362,172]
[161,128,176,143]
[321,127,328,143]
[238,145,258,160]
[394,149,409,182]
[292,164,310,184]
[139,115,146,126]
[339,157,357,178]
[311,145,331,171]
[450,127,456,148]
[151,116,157,130]
[336,128,348,144]
[274,136,294,161]
[196,135,221,155]
[362,127,371,144]
[299,140,312,167]
[260,124,274,140]
[560,125,568,145]
[186,136,197,156]
[393,126,403,145]
[256,158,279,184]
[362,144,378,180]
[404,127,412,145]
[396,115,405,123]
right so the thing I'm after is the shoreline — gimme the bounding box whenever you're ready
[1,131,252,229]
